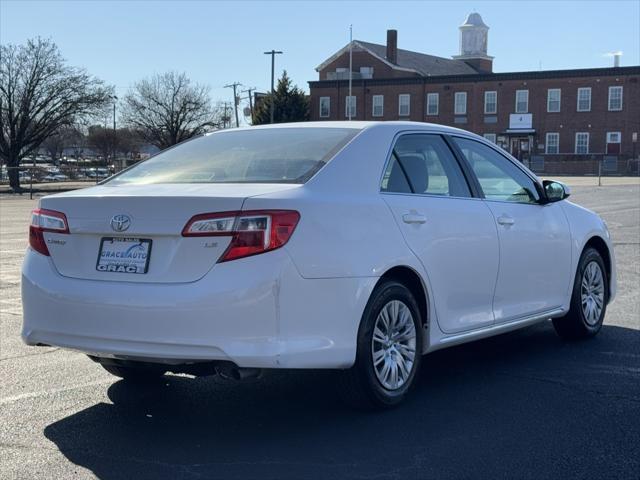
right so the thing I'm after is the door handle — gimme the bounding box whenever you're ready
[402,213,427,224]
[497,215,515,226]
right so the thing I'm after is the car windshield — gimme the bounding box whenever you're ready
[107,127,360,185]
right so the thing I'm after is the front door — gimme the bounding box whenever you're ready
[381,133,500,334]
[452,137,572,322]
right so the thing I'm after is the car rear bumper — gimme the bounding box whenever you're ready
[21,248,376,369]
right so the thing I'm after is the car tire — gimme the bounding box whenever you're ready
[553,247,608,340]
[100,363,166,382]
[339,280,423,409]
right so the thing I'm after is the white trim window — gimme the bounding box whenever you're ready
[398,94,410,116]
[515,90,529,113]
[426,93,439,116]
[319,97,330,118]
[545,132,560,154]
[372,95,384,117]
[575,132,589,154]
[547,89,561,112]
[454,92,467,115]
[608,86,623,111]
[345,95,356,118]
[484,91,497,114]
[483,133,497,144]
[577,87,591,112]
[606,131,621,144]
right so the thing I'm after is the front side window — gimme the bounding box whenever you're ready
[398,94,411,116]
[546,133,560,154]
[345,95,356,118]
[319,97,330,118]
[454,92,467,115]
[608,86,623,111]
[484,91,497,114]
[575,132,589,154]
[547,89,561,112]
[426,93,439,115]
[372,95,384,117]
[381,134,471,197]
[108,128,360,185]
[515,90,529,113]
[577,88,591,112]
[453,137,540,204]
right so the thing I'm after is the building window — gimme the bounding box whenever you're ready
[547,89,561,112]
[606,131,621,154]
[546,133,559,154]
[372,95,384,117]
[483,133,497,144]
[484,91,497,114]
[515,90,529,113]
[319,97,330,118]
[398,94,410,116]
[575,132,589,154]
[608,86,623,111]
[454,92,467,115]
[360,67,374,79]
[577,87,591,112]
[345,95,356,118]
[426,93,439,116]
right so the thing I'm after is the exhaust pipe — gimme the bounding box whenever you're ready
[215,365,262,381]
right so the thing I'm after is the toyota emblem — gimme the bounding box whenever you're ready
[110,214,131,232]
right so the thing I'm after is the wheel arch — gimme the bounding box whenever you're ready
[582,235,613,298]
[375,265,429,330]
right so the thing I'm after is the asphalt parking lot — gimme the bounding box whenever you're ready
[1,182,639,479]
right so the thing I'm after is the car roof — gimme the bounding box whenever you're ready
[207,121,478,138]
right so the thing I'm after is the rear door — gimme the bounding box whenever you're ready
[381,133,499,334]
[451,137,572,322]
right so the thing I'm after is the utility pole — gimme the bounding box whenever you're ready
[263,49,283,123]
[241,87,256,125]
[348,25,353,121]
[222,102,231,129]
[224,82,242,127]
[111,95,118,171]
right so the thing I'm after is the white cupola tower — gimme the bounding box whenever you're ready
[453,13,494,73]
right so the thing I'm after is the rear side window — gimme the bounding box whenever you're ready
[453,137,540,204]
[108,128,359,185]
[381,134,471,197]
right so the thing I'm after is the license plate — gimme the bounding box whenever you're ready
[96,237,152,274]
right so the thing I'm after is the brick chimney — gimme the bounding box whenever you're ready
[386,29,398,64]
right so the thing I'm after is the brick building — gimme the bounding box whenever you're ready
[308,13,640,175]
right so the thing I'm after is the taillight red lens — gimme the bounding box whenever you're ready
[29,208,69,256]
[182,210,300,262]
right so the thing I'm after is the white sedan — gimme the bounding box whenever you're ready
[22,122,615,408]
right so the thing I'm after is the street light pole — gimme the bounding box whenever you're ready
[110,95,118,171]
[263,50,283,124]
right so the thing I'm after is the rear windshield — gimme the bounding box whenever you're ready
[107,127,359,185]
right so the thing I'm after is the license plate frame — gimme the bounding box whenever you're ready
[96,237,152,274]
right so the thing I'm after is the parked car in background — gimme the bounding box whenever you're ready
[42,173,69,182]
[22,122,615,408]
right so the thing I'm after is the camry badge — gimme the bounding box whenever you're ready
[110,214,131,232]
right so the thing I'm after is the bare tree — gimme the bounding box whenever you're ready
[0,38,111,190]
[122,71,219,150]
[41,125,83,162]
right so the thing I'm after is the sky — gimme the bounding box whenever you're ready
[1,0,639,124]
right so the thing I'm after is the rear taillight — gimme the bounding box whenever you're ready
[182,210,300,262]
[29,208,69,256]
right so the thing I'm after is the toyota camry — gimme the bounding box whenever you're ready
[21,122,615,408]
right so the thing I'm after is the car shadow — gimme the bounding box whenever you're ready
[44,323,640,480]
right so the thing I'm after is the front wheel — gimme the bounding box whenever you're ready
[339,280,423,409]
[553,247,608,340]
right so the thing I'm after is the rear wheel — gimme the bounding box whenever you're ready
[553,247,608,339]
[100,363,166,382]
[339,280,423,409]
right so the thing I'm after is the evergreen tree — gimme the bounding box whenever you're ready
[253,71,309,125]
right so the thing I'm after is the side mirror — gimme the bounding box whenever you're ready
[542,180,570,203]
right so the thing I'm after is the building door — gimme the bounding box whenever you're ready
[510,137,521,159]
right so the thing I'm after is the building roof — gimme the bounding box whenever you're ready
[315,40,479,77]
[461,13,488,28]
